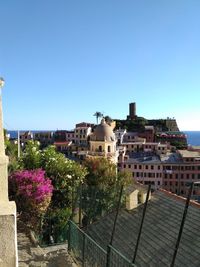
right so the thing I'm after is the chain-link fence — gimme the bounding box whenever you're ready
[68,220,136,267]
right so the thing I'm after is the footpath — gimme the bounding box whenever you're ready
[17,220,77,267]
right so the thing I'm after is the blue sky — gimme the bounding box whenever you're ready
[1,0,200,130]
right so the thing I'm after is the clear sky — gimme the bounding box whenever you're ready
[1,0,200,131]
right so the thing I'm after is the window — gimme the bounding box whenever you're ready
[128,165,131,169]
[151,165,154,170]
[108,146,111,153]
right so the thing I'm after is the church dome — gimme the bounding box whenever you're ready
[91,118,115,142]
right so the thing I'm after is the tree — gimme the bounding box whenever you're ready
[93,111,103,124]
[20,140,41,170]
[19,144,88,209]
[82,158,132,225]
[4,129,20,174]
[83,157,117,186]
[17,144,88,242]
[39,146,88,243]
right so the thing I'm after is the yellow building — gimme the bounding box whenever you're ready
[88,118,118,163]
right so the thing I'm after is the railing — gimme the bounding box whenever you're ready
[68,220,136,267]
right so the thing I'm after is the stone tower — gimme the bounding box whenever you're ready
[127,102,136,120]
[0,79,18,267]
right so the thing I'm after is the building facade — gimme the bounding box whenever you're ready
[88,118,119,163]
[120,147,200,200]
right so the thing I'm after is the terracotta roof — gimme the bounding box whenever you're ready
[54,141,71,146]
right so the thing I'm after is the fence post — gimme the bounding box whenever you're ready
[132,184,151,264]
[68,221,71,252]
[79,183,83,228]
[170,182,194,267]
[106,185,123,267]
[106,245,111,267]
[82,231,86,267]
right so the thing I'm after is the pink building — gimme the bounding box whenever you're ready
[119,146,200,200]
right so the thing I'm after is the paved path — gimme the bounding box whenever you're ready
[17,220,77,267]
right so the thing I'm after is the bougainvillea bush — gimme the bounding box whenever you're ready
[9,169,53,229]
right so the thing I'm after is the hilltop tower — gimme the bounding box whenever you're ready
[127,102,136,120]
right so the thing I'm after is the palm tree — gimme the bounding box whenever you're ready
[93,111,103,124]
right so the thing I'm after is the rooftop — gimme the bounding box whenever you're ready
[125,152,161,164]
[178,150,200,158]
[86,189,200,267]
[160,152,182,163]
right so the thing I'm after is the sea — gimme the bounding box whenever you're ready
[183,131,200,146]
[7,130,200,146]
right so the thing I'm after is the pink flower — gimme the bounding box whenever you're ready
[9,169,53,209]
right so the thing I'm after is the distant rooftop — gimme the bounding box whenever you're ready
[125,152,161,164]
[178,150,200,158]
[160,152,182,163]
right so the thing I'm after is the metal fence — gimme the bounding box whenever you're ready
[68,220,136,267]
